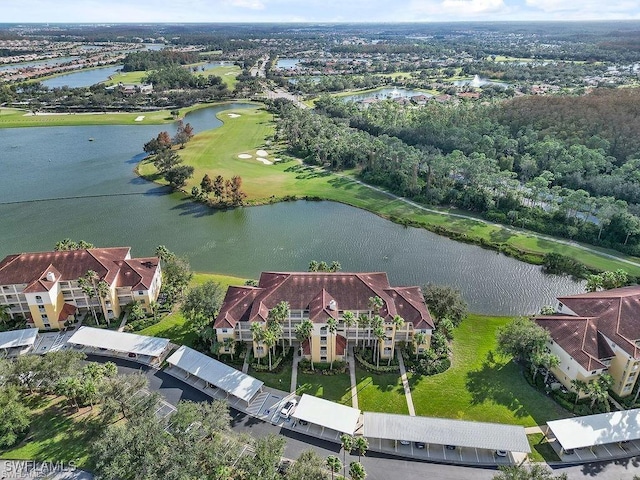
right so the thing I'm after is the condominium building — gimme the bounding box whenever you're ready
[0,247,161,330]
[535,286,640,397]
[214,271,434,363]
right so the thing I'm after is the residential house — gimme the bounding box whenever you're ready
[214,272,434,363]
[0,248,161,330]
[535,286,640,397]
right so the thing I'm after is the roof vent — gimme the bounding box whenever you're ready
[328,299,337,311]
[46,272,56,282]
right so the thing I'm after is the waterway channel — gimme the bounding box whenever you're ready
[0,104,583,315]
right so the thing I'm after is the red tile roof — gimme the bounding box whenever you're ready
[58,303,77,322]
[535,286,640,371]
[0,248,159,292]
[335,334,347,356]
[215,272,433,330]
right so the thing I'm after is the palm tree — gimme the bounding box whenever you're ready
[354,436,368,462]
[340,434,354,478]
[357,314,370,348]
[570,379,588,406]
[78,272,98,324]
[149,300,160,322]
[370,315,384,367]
[0,304,11,329]
[268,301,290,349]
[327,318,338,370]
[326,455,342,480]
[349,461,366,480]
[223,337,235,360]
[367,296,383,347]
[329,261,341,272]
[414,332,427,360]
[343,310,356,344]
[250,322,265,365]
[96,280,111,327]
[390,315,404,365]
[295,319,314,370]
[586,374,613,410]
[263,328,277,371]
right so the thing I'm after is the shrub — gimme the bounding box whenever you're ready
[353,348,399,373]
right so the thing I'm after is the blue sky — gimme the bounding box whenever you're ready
[4,0,640,23]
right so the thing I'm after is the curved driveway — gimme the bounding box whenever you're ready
[96,356,640,480]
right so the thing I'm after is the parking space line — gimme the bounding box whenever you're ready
[601,444,612,457]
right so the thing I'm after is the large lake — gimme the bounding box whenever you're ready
[0,104,583,314]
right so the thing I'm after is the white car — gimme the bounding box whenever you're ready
[280,399,297,418]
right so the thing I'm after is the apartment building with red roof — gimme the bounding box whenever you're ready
[0,247,161,330]
[214,271,434,363]
[535,286,640,397]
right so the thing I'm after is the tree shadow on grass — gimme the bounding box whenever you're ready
[465,351,533,420]
[490,228,516,243]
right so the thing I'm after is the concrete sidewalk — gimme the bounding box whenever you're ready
[397,349,415,416]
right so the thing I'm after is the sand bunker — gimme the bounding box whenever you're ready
[227,113,241,118]
[238,153,252,159]
[134,116,145,122]
[256,149,268,157]
[256,158,273,165]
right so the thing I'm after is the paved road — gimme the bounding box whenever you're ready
[97,356,640,480]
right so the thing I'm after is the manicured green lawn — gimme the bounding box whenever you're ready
[356,366,408,414]
[0,395,100,469]
[408,314,569,426]
[296,371,352,404]
[138,272,247,345]
[203,65,241,89]
[103,70,148,86]
[527,432,561,462]
[251,364,293,391]
[0,104,206,128]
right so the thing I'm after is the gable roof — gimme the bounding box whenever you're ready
[215,272,433,330]
[535,286,640,370]
[0,248,159,292]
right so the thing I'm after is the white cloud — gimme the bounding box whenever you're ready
[525,0,637,13]
[408,0,508,19]
[230,0,266,10]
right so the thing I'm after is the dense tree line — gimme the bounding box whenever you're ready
[271,88,640,258]
[122,50,199,72]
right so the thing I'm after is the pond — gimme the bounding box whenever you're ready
[0,56,79,72]
[342,87,433,103]
[0,105,583,315]
[40,65,123,89]
[276,58,302,69]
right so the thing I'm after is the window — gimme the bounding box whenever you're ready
[320,336,327,345]
[137,291,144,295]
[35,295,43,303]
[320,356,327,362]
[320,347,327,354]
[41,314,48,321]
[221,329,228,333]
[43,323,50,328]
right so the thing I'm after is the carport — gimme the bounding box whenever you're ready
[291,394,361,440]
[0,328,38,357]
[67,326,170,364]
[547,409,640,456]
[363,412,530,463]
[166,345,264,405]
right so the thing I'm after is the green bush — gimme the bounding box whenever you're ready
[299,359,347,375]
[354,348,399,373]
[251,347,291,372]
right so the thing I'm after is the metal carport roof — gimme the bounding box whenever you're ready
[67,326,170,357]
[363,412,531,453]
[167,345,263,404]
[547,409,640,451]
[292,394,361,435]
[0,328,38,350]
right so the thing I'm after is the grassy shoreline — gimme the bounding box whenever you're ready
[0,101,251,128]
